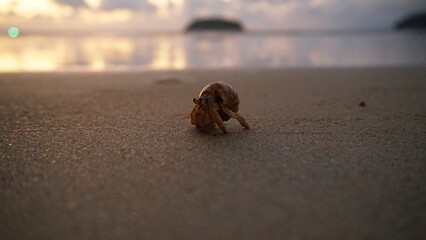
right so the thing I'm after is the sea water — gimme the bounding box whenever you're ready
[0,30,425,72]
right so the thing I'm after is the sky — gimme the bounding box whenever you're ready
[0,0,425,32]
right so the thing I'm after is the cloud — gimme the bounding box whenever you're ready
[184,0,230,15]
[3,0,426,31]
[54,0,87,8]
[243,0,311,5]
[100,0,156,11]
[308,0,426,28]
[240,0,426,29]
[53,0,157,12]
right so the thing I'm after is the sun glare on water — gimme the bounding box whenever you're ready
[151,38,187,70]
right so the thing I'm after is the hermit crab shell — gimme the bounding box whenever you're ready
[190,82,240,132]
[198,82,240,120]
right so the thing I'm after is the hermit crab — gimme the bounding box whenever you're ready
[186,82,249,134]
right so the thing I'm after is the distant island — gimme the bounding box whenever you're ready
[185,18,243,32]
[395,12,426,29]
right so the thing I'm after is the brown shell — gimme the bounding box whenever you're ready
[198,82,239,120]
[190,82,240,131]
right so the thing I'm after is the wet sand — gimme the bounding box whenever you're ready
[0,67,425,239]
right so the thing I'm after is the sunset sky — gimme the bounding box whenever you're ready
[1,0,425,32]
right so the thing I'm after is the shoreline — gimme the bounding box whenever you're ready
[0,64,424,74]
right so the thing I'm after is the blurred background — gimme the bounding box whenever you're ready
[1,0,426,72]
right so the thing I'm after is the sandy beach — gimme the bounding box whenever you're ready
[0,67,425,239]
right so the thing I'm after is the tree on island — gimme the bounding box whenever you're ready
[185,18,243,32]
[395,11,426,29]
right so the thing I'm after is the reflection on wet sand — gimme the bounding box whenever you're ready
[0,36,136,71]
[151,37,186,70]
[0,37,65,71]
[0,31,425,72]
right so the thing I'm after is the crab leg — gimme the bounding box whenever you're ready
[221,105,249,129]
[208,107,227,134]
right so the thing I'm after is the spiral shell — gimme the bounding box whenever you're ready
[190,82,248,133]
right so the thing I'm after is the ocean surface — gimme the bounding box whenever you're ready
[1,30,425,72]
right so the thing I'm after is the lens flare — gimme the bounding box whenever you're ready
[8,27,19,38]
